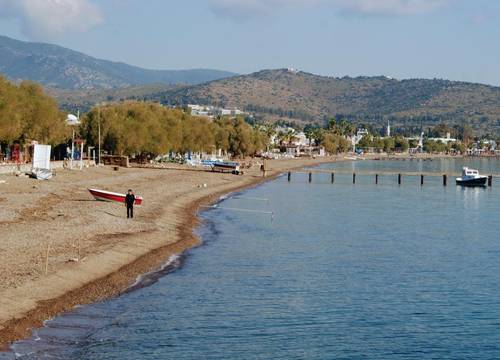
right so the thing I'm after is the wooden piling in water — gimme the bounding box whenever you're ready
[331,173,335,183]
[375,174,378,184]
[287,172,291,182]
[398,174,402,185]
[309,172,312,183]
[443,174,447,186]
[488,175,493,187]
[421,175,424,186]
[353,173,356,184]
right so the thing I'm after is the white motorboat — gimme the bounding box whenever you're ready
[456,167,488,186]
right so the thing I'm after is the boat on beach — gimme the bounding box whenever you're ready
[211,161,241,175]
[456,167,488,186]
[88,188,143,205]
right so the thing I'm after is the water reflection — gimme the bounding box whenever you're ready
[459,185,486,211]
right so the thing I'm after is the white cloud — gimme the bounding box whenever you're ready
[209,0,448,18]
[0,0,102,40]
[337,0,448,16]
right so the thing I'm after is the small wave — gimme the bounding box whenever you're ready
[125,254,185,293]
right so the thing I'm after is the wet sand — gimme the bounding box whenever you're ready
[0,157,335,349]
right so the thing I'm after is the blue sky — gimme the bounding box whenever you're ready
[1,0,500,85]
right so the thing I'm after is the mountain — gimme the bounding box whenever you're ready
[144,69,500,134]
[0,35,236,89]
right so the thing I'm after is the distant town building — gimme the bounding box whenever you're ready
[188,104,248,118]
[283,144,325,157]
[271,127,311,147]
[293,132,309,146]
[428,132,457,144]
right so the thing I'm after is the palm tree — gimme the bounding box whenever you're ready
[262,122,276,151]
[339,119,349,136]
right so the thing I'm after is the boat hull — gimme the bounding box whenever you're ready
[88,189,143,205]
[211,162,240,174]
[456,177,487,187]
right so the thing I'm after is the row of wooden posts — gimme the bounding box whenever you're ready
[287,172,494,187]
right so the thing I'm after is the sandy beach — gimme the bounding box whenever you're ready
[0,157,335,348]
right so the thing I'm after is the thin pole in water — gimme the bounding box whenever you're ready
[443,174,447,186]
[353,173,356,184]
[421,174,424,186]
[331,173,335,183]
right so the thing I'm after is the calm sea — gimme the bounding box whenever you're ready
[2,158,500,360]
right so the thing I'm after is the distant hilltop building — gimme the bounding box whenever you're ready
[188,104,247,118]
[287,67,299,74]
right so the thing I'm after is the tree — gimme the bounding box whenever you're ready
[452,142,465,154]
[0,77,68,145]
[357,135,372,149]
[408,139,419,149]
[394,136,409,152]
[338,118,356,137]
[372,137,385,151]
[317,130,349,154]
[461,125,474,147]
[304,124,318,145]
[262,122,276,151]
[0,76,23,143]
[383,137,395,153]
[80,102,268,158]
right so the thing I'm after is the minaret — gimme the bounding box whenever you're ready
[386,120,391,137]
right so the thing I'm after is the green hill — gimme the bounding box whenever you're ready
[145,69,500,134]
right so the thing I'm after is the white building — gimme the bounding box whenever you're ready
[428,132,457,144]
[188,104,248,118]
[188,104,216,117]
[292,132,310,146]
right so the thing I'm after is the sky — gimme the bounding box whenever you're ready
[1,0,500,85]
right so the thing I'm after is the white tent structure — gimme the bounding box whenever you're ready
[32,144,53,180]
[66,113,84,170]
[66,114,80,126]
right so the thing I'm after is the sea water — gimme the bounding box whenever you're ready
[2,158,500,359]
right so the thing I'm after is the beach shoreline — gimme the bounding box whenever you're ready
[0,156,336,350]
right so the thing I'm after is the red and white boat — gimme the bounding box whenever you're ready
[88,188,143,206]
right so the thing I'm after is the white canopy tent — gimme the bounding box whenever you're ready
[66,114,83,169]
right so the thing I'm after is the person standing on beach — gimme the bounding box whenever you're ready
[125,189,135,219]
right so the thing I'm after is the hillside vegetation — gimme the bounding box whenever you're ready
[47,84,179,114]
[145,69,500,135]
